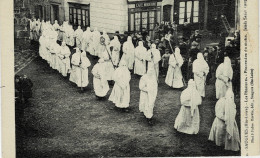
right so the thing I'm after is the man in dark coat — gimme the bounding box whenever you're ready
[182,22,191,42]
[15,75,33,103]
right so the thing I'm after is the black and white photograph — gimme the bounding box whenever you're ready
[13,0,242,157]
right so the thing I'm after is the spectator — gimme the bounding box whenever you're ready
[182,22,191,42]
[153,22,160,40]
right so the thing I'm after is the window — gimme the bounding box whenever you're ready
[193,1,199,23]
[178,0,199,24]
[69,4,90,29]
[135,12,141,31]
[141,12,148,31]
[130,10,160,33]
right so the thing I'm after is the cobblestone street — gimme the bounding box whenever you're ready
[14,39,38,73]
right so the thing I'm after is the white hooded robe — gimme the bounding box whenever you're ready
[58,44,71,76]
[174,80,202,134]
[165,47,184,88]
[122,36,135,70]
[74,27,84,49]
[134,41,147,76]
[139,66,158,119]
[92,60,109,97]
[215,57,233,99]
[70,50,91,87]
[193,53,209,97]
[109,62,131,108]
[109,36,121,67]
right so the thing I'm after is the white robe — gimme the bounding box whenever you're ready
[82,30,92,52]
[70,52,91,87]
[67,28,75,47]
[35,21,41,38]
[74,28,84,49]
[193,58,209,97]
[208,98,240,151]
[215,63,233,99]
[63,25,69,44]
[165,52,184,88]
[139,73,158,119]
[134,46,147,76]
[58,45,71,76]
[100,49,115,81]
[109,66,131,108]
[174,85,202,134]
[31,20,38,41]
[53,23,60,39]
[122,41,135,70]
[109,38,121,66]
[147,48,161,80]
[49,42,60,70]
[90,31,101,56]
[44,39,51,63]
[58,25,64,41]
[92,62,109,97]
[39,36,46,59]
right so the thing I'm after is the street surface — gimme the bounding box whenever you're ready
[16,45,240,157]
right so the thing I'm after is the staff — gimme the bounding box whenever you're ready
[168,40,187,86]
[100,36,117,69]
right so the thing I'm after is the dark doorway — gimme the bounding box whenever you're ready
[163,5,171,23]
[52,5,59,23]
[35,5,43,20]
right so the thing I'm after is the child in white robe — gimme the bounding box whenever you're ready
[174,79,202,134]
[134,41,147,76]
[109,36,121,67]
[90,28,101,56]
[82,27,92,52]
[100,48,115,81]
[121,36,135,70]
[215,57,233,99]
[58,42,71,77]
[74,26,84,49]
[49,42,60,70]
[70,48,91,88]
[109,60,131,109]
[165,47,184,88]
[193,53,209,97]
[139,64,158,124]
[92,58,109,99]
[147,44,161,80]
[208,88,240,151]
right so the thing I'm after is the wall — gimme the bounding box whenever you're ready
[63,0,167,34]
[90,0,128,33]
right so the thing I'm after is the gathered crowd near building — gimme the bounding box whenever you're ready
[15,0,241,154]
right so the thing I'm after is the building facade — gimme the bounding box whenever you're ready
[173,0,238,32]
[14,0,239,40]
